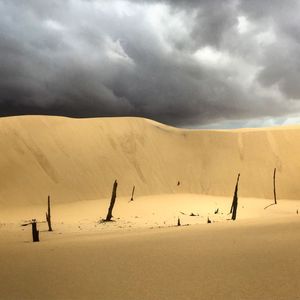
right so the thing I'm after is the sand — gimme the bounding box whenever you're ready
[0,116,300,299]
[0,115,300,206]
[1,214,300,300]
[1,194,300,299]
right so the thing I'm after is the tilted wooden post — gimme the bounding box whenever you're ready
[105,180,118,221]
[46,195,53,231]
[273,168,277,205]
[130,185,135,201]
[230,173,240,221]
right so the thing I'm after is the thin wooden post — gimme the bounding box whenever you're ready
[230,173,240,220]
[21,219,45,242]
[130,185,135,201]
[32,219,39,242]
[46,195,53,231]
[105,180,118,221]
[177,217,181,226]
[273,168,277,205]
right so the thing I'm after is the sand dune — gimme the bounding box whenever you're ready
[1,116,300,300]
[0,115,300,207]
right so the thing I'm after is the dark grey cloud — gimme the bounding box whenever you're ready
[0,0,300,127]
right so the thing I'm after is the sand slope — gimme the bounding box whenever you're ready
[0,115,300,206]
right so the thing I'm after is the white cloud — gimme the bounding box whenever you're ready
[105,37,134,64]
[43,19,66,31]
[255,28,276,46]
[93,0,137,18]
[237,15,252,34]
[194,46,230,66]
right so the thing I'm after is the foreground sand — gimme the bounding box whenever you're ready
[1,194,299,300]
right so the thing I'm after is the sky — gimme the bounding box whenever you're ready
[1,0,300,128]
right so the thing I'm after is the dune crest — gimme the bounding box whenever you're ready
[0,115,299,206]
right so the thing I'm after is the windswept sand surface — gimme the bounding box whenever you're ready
[1,194,300,231]
[1,194,300,299]
[0,116,300,299]
[0,215,300,300]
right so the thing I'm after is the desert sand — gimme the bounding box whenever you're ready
[1,115,300,205]
[0,116,300,299]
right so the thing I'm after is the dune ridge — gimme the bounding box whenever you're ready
[0,115,300,206]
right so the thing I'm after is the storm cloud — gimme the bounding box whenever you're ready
[0,0,300,127]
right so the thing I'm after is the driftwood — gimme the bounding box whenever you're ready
[46,195,53,231]
[105,180,118,221]
[230,173,240,220]
[190,212,198,216]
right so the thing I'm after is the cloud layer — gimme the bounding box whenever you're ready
[1,0,300,127]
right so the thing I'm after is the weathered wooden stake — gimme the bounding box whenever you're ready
[21,219,44,242]
[32,220,39,242]
[230,173,240,220]
[130,185,135,201]
[177,217,181,226]
[105,180,118,221]
[46,195,53,231]
[273,168,277,205]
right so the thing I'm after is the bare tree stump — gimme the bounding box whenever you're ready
[105,180,118,221]
[46,195,53,231]
[230,173,240,220]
